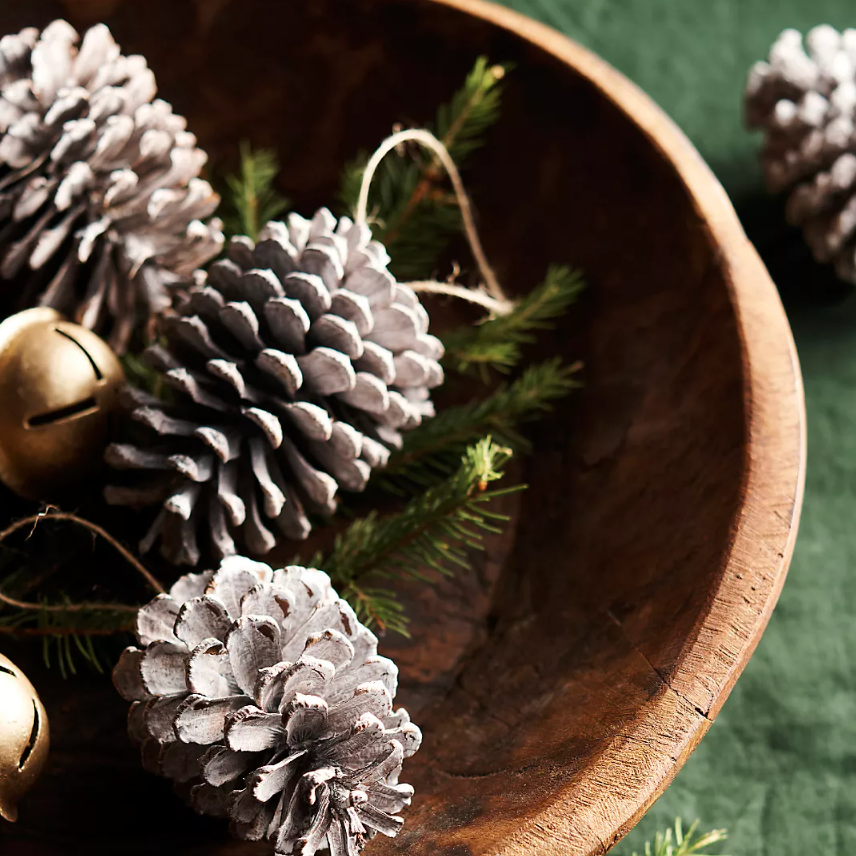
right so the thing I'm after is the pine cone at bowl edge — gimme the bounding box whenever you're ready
[0,19,223,351]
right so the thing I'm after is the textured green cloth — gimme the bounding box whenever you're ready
[493,1,856,852]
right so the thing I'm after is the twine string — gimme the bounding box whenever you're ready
[405,280,514,315]
[0,509,164,618]
[356,128,510,307]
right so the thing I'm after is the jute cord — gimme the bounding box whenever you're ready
[0,508,164,620]
[356,128,512,312]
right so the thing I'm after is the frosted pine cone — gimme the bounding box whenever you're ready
[0,20,223,351]
[745,25,856,282]
[105,207,444,565]
[114,556,420,856]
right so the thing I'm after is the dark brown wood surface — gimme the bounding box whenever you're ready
[0,1,804,854]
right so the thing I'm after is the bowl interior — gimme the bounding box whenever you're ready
[0,1,760,855]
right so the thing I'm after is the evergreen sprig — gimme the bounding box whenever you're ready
[626,819,729,856]
[0,607,134,677]
[222,142,289,240]
[382,358,580,489]
[443,265,584,377]
[339,57,507,280]
[435,56,508,163]
[0,578,137,676]
[322,438,519,634]
[0,61,584,665]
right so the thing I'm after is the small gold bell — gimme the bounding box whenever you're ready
[0,308,124,499]
[0,653,49,822]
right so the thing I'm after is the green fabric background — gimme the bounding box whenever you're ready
[492,1,856,852]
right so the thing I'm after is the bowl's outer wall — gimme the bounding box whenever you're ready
[0,1,804,856]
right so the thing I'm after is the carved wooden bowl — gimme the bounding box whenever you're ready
[0,0,804,855]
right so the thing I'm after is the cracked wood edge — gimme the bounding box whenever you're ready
[416,1,806,853]
[606,609,713,723]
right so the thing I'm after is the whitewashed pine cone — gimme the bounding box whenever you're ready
[0,20,223,351]
[745,25,856,282]
[114,557,420,856]
[105,207,444,566]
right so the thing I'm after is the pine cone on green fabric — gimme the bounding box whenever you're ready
[105,208,444,566]
[745,25,856,281]
[113,557,420,856]
[0,19,223,351]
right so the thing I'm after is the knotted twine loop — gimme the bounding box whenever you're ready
[356,128,514,316]
[0,508,164,627]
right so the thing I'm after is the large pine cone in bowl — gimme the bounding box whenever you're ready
[2,1,803,855]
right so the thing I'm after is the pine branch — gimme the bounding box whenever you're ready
[626,819,729,856]
[443,265,584,377]
[222,142,289,240]
[338,57,507,280]
[324,438,520,634]
[381,358,580,490]
[0,599,135,676]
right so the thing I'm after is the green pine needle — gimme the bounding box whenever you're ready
[222,142,290,240]
[120,350,163,397]
[435,56,509,163]
[443,264,585,377]
[324,438,520,634]
[381,358,580,489]
[342,586,409,638]
[339,56,508,280]
[0,603,134,677]
[627,819,729,856]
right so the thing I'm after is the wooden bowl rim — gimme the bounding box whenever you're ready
[409,1,807,852]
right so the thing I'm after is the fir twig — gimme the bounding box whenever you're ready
[222,142,289,240]
[0,605,135,677]
[627,819,729,856]
[339,57,507,280]
[324,438,520,634]
[381,358,580,489]
[443,265,584,377]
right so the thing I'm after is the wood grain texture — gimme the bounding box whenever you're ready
[0,1,804,855]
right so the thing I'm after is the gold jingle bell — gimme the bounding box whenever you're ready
[0,652,49,822]
[0,308,124,499]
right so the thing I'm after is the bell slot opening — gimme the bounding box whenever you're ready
[0,664,15,676]
[54,327,103,380]
[26,397,98,428]
[18,701,39,770]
